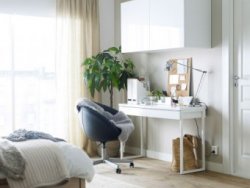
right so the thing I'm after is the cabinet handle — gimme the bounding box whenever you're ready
[233,75,240,87]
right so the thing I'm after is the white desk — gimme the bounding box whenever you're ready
[119,103,206,174]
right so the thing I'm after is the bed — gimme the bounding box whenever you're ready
[0,178,85,188]
[0,139,94,188]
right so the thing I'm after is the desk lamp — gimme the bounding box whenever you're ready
[165,60,207,106]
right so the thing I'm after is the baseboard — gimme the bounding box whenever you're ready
[126,146,172,161]
[126,146,224,173]
[145,149,172,162]
[206,161,225,173]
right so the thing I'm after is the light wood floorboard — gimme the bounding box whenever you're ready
[87,158,250,188]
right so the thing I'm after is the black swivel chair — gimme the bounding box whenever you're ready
[77,102,134,174]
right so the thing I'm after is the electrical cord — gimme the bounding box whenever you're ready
[193,101,207,138]
[194,118,200,138]
[198,102,207,109]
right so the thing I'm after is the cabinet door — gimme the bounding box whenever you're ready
[149,0,184,50]
[121,0,150,53]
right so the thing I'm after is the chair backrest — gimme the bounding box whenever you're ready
[78,105,121,143]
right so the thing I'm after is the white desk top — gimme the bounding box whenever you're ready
[119,103,206,120]
[119,103,205,111]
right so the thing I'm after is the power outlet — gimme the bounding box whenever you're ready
[211,146,218,155]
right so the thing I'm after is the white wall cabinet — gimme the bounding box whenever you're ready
[121,0,150,53]
[121,0,211,53]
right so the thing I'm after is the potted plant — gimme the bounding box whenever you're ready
[83,46,135,107]
[151,90,164,100]
[147,90,170,104]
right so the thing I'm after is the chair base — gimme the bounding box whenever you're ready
[93,158,134,174]
[93,142,134,174]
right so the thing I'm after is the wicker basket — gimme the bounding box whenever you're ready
[171,134,199,172]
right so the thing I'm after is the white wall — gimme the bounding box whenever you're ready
[126,48,222,164]
[99,0,223,167]
[99,0,115,51]
[99,0,117,106]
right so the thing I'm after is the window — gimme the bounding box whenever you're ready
[0,13,67,139]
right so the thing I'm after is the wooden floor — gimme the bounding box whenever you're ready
[87,158,250,188]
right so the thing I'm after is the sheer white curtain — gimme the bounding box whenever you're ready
[56,0,100,156]
[0,13,65,138]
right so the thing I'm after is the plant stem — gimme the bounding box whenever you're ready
[110,84,113,108]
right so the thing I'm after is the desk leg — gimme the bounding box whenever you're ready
[180,120,184,174]
[202,112,206,170]
[140,116,144,156]
[120,141,124,159]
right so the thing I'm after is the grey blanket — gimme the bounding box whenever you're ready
[5,129,65,142]
[0,139,25,180]
[76,99,134,142]
[110,111,134,142]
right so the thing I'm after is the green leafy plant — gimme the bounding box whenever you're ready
[149,90,164,100]
[83,46,135,107]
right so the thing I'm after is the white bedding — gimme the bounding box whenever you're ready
[57,141,94,182]
[0,139,94,187]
